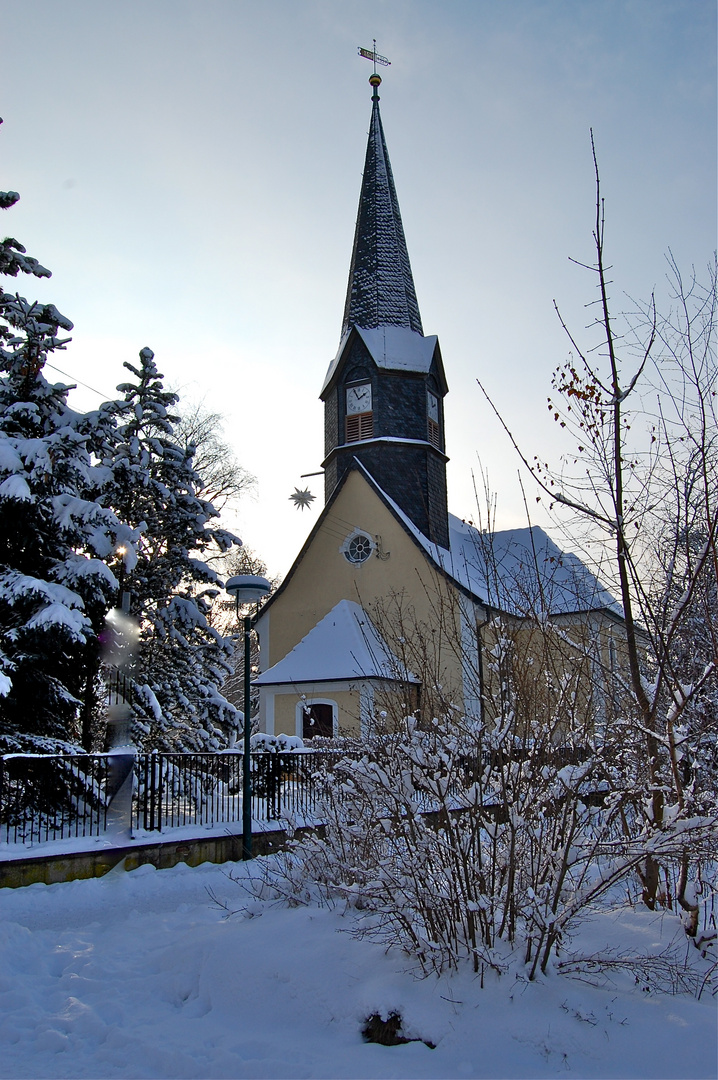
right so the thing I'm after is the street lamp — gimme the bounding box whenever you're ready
[225,574,272,859]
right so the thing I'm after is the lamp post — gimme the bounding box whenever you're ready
[225,574,272,859]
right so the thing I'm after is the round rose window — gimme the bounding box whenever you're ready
[343,532,373,564]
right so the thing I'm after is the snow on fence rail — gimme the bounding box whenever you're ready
[0,751,345,847]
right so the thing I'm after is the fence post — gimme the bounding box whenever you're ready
[147,754,156,831]
[268,753,280,820]
[157,754,165,831]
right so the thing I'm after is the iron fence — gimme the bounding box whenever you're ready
[0,754,110,845]
[0,750,344,847]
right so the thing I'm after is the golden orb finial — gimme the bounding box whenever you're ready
[358,41,390,100]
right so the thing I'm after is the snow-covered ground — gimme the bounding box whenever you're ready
[0,856,715,1079]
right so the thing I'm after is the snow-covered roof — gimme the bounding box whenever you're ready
[353,461,622,618]
[254,599,419,687]
[321,325,439,395]
[442,517,622,617]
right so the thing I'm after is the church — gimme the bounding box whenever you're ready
[254,72,623,741]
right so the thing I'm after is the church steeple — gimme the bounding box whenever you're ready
[321,72,450,551]
[341,76,423,338]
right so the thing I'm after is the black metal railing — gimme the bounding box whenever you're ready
[0,750,344,847]
[134,752,244,833]
[0,753,110,845]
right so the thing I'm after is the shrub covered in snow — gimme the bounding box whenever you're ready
[279,595,717,979]
[249,732,304,753]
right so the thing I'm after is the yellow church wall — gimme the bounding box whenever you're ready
[270,687,362,738]
[262,470,458,661]
[256,469,627,739]
[257,469,467,721]
[265,680,422,739]
[476,609,627,743]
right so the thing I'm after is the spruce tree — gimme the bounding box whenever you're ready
[0,181,125,752]
[101,349,240,750]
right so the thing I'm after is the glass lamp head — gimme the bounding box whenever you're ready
[225,575,272,605]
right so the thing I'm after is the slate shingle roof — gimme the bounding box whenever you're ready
[341,88,423,338]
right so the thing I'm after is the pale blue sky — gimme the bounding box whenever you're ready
[2,1,715,574]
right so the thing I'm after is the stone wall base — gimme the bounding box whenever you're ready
[0,825,324,889]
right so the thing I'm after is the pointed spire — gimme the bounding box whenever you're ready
[341,76,423,338]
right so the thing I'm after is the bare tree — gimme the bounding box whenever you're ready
[478,133,717,913]
[175,399,255,514]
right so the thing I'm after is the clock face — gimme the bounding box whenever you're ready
[346,382,372,414]
[427,391,439,423]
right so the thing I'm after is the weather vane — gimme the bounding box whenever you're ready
[358,40,391,73]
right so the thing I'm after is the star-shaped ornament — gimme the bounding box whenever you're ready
[289,487,316,511]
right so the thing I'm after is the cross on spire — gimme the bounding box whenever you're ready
[358,40,391,75]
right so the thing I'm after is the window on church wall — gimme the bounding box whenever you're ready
[345,382,373,442]
[428,418,440,449]
[302,702,335,739]
[427,390,441,449]
[346,412,373,442]
[341,531,374,564]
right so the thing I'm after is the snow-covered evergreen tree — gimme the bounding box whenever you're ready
[100,349,241,750]
[0,181,126,752]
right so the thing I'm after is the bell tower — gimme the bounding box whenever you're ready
[320,71,449,549]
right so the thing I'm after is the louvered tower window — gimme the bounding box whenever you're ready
[427,390,440,449]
